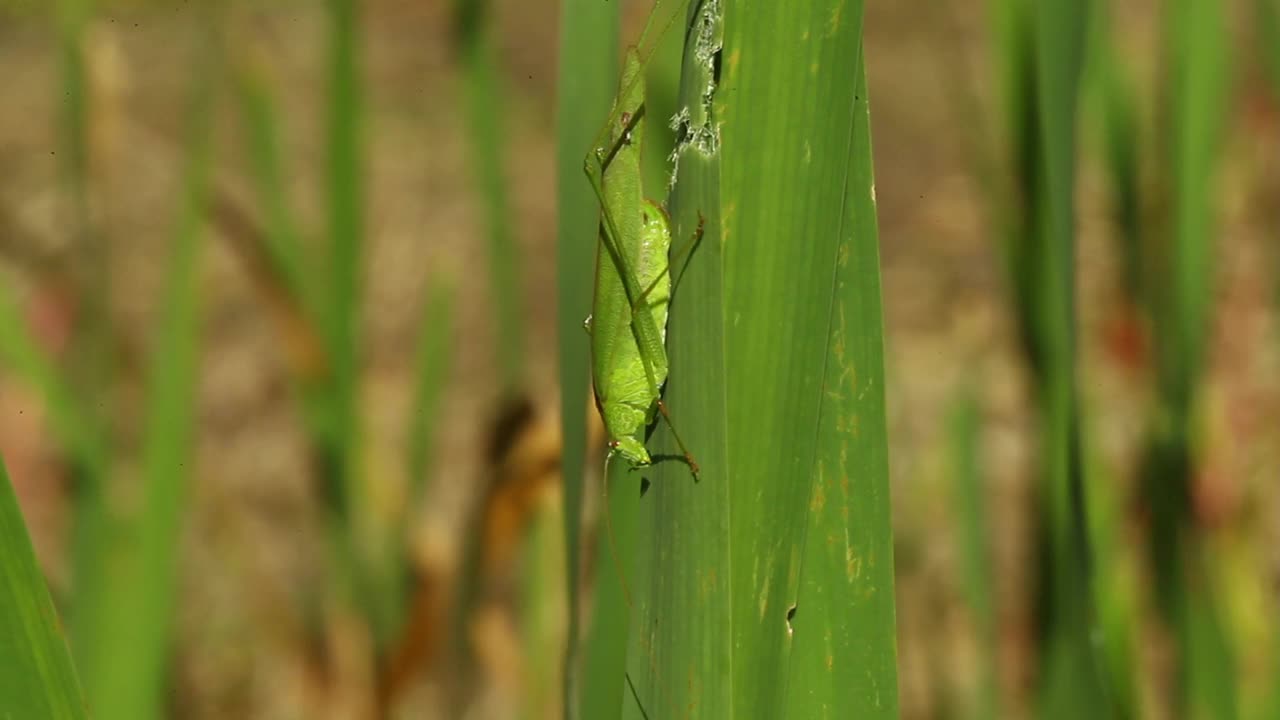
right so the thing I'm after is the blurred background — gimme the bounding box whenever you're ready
[0,0,1277,718]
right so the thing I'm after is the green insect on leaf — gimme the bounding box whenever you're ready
[584,36,700,478]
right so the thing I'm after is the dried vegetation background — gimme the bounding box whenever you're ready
[0,0,1277,717]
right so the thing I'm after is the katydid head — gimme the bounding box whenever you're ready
[609,436,652,467]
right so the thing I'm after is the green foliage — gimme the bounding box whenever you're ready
[578,461,639,720]
[1084,1,1142,310]
[950,392,999,720]
[555,0,619,714]
[0,458,87,719]
[611,0,898,716]
[1260,0,1280,94]
[407,279,455,529]
[84,24,218,720]
[231,0,458,698]
[236,70,314,326]
[52,0,114,687]
[1147,0,1235,715]
[455,0,524,393]
[989,0,1245,715]
[987,0,1107,713]
[325,0,365,535]
[394,277,454,606]
[0,6,218,716]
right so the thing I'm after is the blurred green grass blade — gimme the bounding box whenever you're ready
[988,0,1045,374]
[1256,0,1280,97]
[949,391,998,720]
[55,0,90,229]
[50,1,114,681]
[624,2,897,716]
[0,295,100,475]
[454,0,523,393]
[0,457,87,719]
[322,0,400,650]
[407,278,454,515]
[1269,625,1280,720]
[231,65,331,446]
[1032,0,1109,714]
[1153,0,1232,713]
[234,68,313,320]
[397,278,453,611]
[1163,0,1227,407]
[325,0,363,525]
[1082,447,1139,720]
[1084,0,1143,308]
[522,504,567,720]
[555,0,617,714]
[578,461,639,720]
[1183,577,1238,720]
[56,0,111,409]
[87,36,217,720]
[0,278,107,689]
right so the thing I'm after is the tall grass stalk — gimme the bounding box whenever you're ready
[454,0,524,394]
[52,0,115,687]
[321,0,407,656]
[554,0,618,716]
[84,22,218,718]
[230,7,458,705]
[232,65,332,449]
[396,278,454,608]
[987,0,1107,712]
[950,392,999,720]
[236,70,314,328]
[325,0,364,530]
[1144,0,1235,714]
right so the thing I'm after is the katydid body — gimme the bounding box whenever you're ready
[584,48,698,476]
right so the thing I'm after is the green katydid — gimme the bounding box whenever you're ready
[583,0,702,479]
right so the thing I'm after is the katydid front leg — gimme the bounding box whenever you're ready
[584,49,699,478]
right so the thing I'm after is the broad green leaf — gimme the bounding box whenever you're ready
[621,1,898,716]
[0,458,87,719]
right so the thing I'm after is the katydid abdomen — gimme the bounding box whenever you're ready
[592,199,673,466]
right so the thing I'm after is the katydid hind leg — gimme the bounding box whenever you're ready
[668,211,705,296]
[656,399,699,478]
